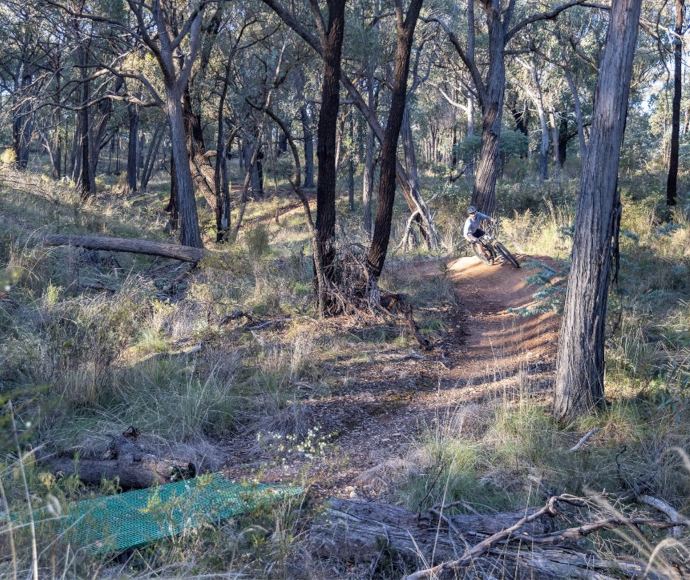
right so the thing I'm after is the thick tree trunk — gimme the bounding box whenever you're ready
[314,0,346,311]
[666,0,684,208]
[470,7,506,215]
[554,0,642,421]
[166,87,203,248]
[126,104,139,194]
[367,0,424,280]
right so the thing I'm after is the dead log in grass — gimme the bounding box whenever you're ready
[43,429,198,489]
[43,234,205,263]
[311,498,679,579]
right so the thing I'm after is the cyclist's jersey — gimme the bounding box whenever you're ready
[463,212,491,240]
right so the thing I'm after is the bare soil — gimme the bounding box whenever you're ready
[223,255,562,499]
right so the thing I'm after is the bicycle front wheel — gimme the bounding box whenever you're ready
[494,242,520,268]
[472,242,494,265]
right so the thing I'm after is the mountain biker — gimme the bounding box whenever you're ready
[463,205,495,247]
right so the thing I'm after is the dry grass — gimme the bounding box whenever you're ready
[2,164,690,577]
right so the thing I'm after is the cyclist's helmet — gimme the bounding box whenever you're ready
[467,205,477,215]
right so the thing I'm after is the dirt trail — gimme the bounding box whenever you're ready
[224,255,562,497]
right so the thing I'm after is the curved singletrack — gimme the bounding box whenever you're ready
[224,255,563,497]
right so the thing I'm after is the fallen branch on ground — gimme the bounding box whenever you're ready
[43,234,205,263]
[311,496,687,579]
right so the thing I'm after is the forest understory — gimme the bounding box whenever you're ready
[1,160,690,578]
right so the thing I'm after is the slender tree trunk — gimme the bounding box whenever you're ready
[548,111,561,171]
[348,109,355,211]
[558,116,568,167]
[77,43,95,198]
[13,70,33,169]
[527,62,549,181]
[301,104,315,188]
[183,88,217,210]
[565,69,587,158]
[127,104,139,194]
[362,58,376,235]
[554,0,642,422]
[141,125,164,191]
[367,0,424,281]
[402,105,420,209]
[666,0,684,208]
[166,86,203,248]
[315,0,346,310]
[215,63,232,242]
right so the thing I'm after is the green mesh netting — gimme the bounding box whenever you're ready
[61,474,302,554]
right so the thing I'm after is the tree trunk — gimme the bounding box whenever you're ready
[141,125,164,191]
[362,58,377,235]
[301,104,315,188]
[166,86,203,248]
[666,0,684,208]
[557,116,568,167]
[554,0,642,422]
[77,43,95,198]
[183,88,218,211]
[565,69,587,158]
[126,104,139,194]
[472,9,506,215]
[530,64,549,181]
[367,0,424,281]
[315,0,346,312]
[347,111,356,211]
[13,70,33,169]
[215,63,232,242]
[402,105,421,216]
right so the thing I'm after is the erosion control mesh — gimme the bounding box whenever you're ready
[61,474,302,553]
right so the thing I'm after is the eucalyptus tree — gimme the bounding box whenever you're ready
[430,0,589,214]
[666,0,685,208]
[555,0,643,421]
[0,2,51,169]
[121,0,206,248]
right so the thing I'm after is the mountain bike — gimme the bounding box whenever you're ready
[470,222,520,268]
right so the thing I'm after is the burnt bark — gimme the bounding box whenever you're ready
[314,0,346,306]
[666,0,684,208]
[554,0,642,421]
[367,0,425,281]
[126,104,139,194]
[77,41,95,198]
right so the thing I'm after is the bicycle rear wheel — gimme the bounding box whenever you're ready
[494,242,520,268]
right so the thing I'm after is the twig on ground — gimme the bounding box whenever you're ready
[568,427,601,452]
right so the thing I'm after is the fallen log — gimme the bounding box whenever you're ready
[43,429,198,489]
[310,498,674,579]
[43,234,205,263]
